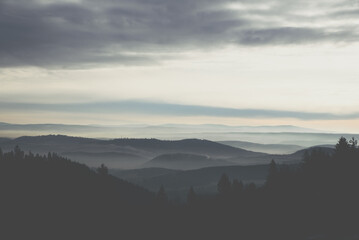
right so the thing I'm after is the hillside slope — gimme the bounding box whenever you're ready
[219,140,304,154]
[0,146,155,239]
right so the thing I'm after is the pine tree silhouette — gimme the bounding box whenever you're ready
[232,179,244,197]
[187,186,197,206]
[217,173,231,196]
[156,185,168,205]
[97,163,108,175]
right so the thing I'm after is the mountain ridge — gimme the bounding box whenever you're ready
[0,134,334,170]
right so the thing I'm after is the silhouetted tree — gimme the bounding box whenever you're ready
[217,173,231,196]
[156,185,168,205]
[187,186,197,206]
[269,159,278,176]
[266,159,278,190]
[349,137,358,149]
[97,163,108,175]
[335,137,350,154]
[232,179,243,197]
[47,152,52,160]
[14,145,24,159]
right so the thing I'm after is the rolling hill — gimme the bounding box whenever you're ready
[0,135,333,170]
[110,145,335,201]
[0,135,271,169]
[219,140,304,154]
[108,138,259,158]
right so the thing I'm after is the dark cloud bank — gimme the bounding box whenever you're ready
[0,0,357,68]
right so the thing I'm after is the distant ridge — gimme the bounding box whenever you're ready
[219,140,304,154]
[289,145,335,158]
[0,134,337,170]
[0,121,322,139]
[3,122,353,147]
[0,122,101,131]
[108,138,257,157]
[0,135,268,169]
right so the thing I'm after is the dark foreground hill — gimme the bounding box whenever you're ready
[111,165,270,202]
[0,147,157,239]
[110,145,334,202]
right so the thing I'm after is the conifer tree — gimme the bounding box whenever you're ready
[232,179,244,197]
[217,173,231,195]
[187,186,197,205]
[97,163,108,175]
[156,185,168,205]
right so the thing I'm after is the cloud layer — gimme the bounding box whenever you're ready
[1,100,359,120]
[1,0,358,68]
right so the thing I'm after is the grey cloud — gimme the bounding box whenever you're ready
[0,0,358,68]
[1,100,359,120]
[237,27,325,45]
[331,9,359,18]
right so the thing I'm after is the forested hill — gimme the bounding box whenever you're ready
[0,135,270,169]
[1,135,260,158]
[0,146,155,239]
[109,138,256,157]
[0,146,153,204]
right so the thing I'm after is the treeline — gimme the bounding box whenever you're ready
[156,137,359,239]
[1,137,358,240]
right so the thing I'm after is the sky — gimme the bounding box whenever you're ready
[1,0,359,133]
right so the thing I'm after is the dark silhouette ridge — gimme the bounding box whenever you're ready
[110,164,270,200]
[0,146,155,239]
[1,137,358,240]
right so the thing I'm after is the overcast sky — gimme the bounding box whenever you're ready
[1,0,359,132]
